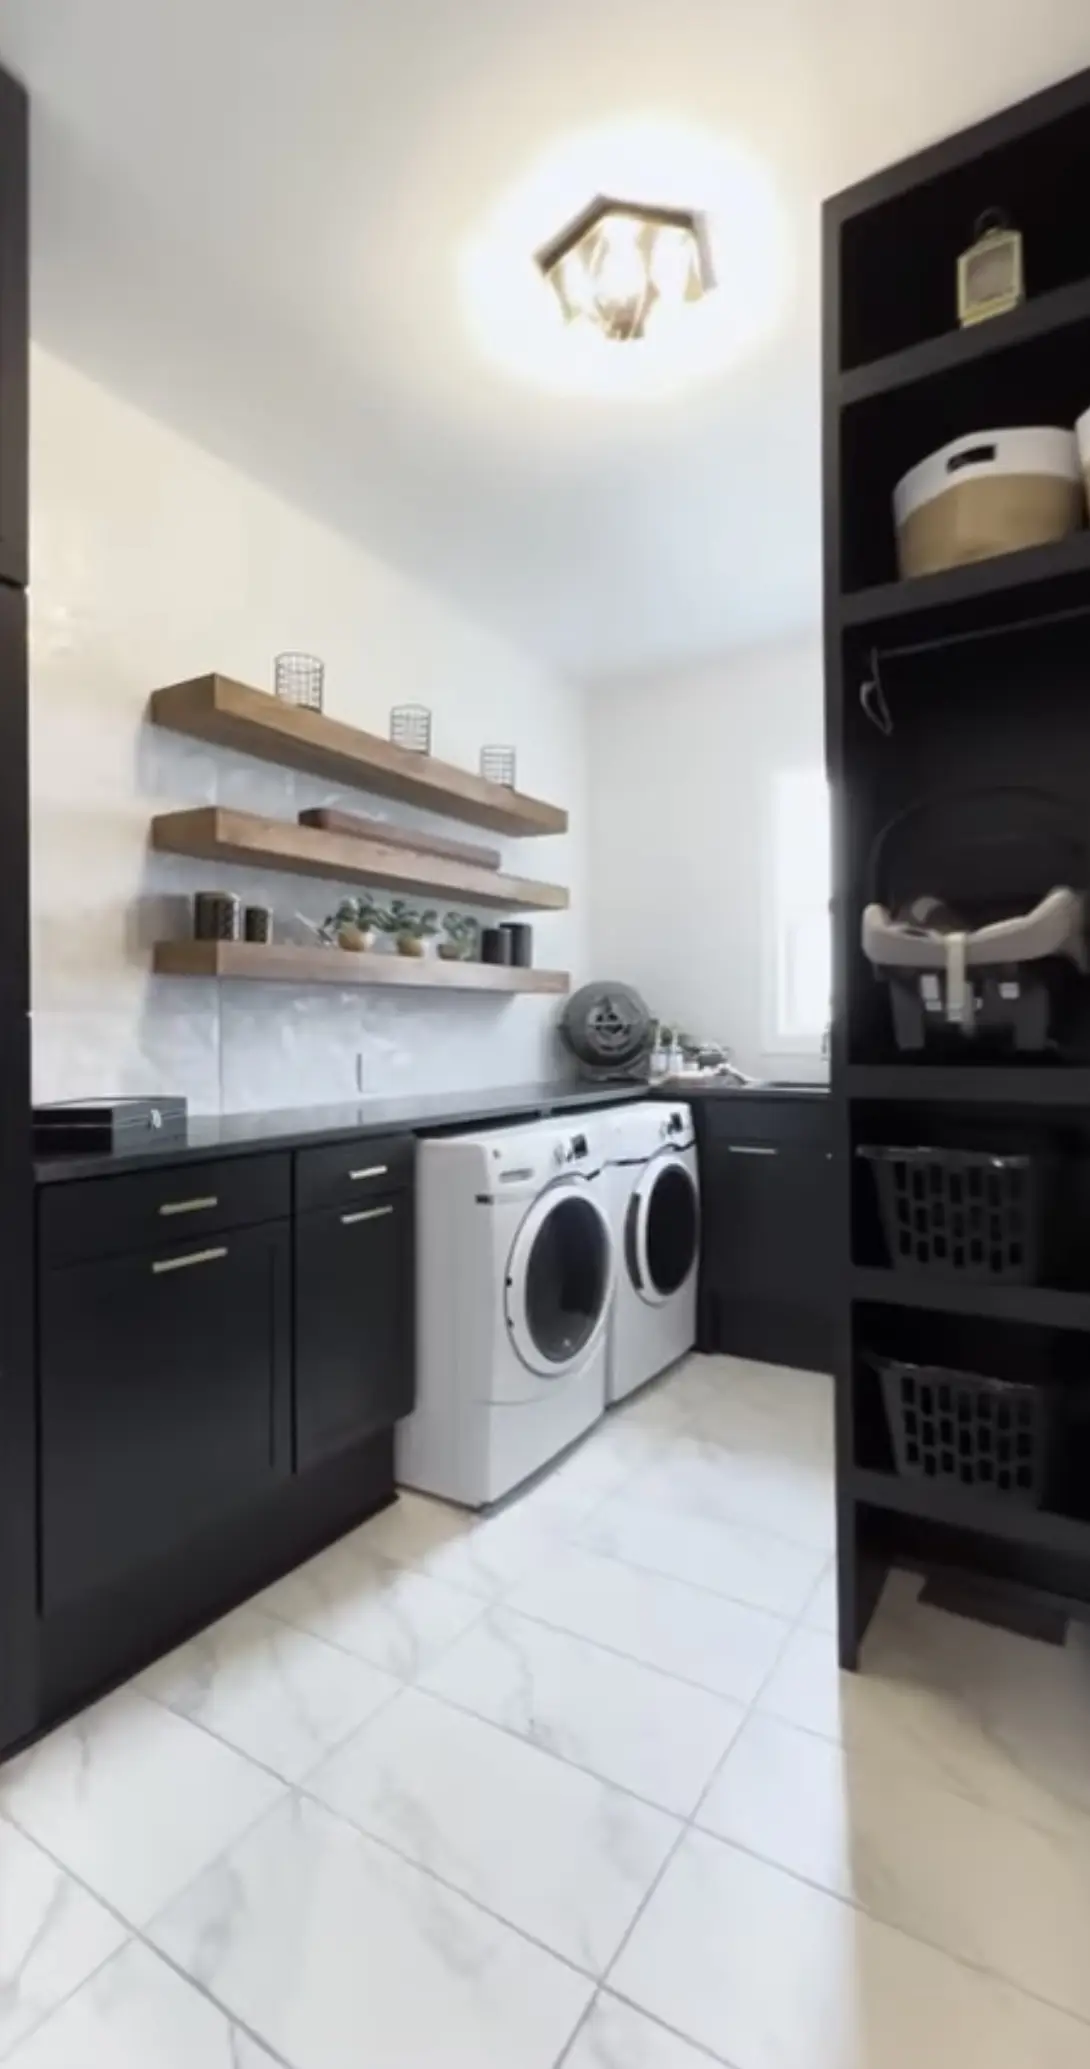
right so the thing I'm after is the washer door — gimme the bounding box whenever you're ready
[625,1152,700,1307]
[505,1180,613,1378]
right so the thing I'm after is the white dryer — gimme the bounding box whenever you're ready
[398,1115,616,1506]
[606,1101,700,1403]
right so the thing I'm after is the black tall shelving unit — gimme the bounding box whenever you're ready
[824,66,1090,1666]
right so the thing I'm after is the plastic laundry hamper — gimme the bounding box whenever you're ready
[857,1144,1049,1282]
[874,1355,1061,1507]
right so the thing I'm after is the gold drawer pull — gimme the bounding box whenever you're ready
[348,1164,388,1182]
[152,1246,228,1275]
[341,1205,394,1226]
[158,1194,218,1217]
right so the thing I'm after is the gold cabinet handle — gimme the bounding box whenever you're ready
[152,1245,228,1275]
[348,1164,388,1181]
[158,1195,218,1217]
[341,1205,395,1226]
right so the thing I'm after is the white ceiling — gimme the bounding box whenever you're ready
[2,0,1090,680]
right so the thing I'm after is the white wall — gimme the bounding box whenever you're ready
[30,349,588,1113]
[587,633,827,1082]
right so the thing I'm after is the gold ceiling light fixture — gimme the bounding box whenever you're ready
[535,195,714,342]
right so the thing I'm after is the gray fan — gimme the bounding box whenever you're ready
[560,981,653,1080]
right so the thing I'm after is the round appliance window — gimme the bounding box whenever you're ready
[628,1162,699,1301]
[513,1192,611,1371]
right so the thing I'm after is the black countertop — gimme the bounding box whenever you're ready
[33,1081,651,1185]
[663,1077,830,1100]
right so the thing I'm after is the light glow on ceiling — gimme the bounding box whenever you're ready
[461,116,790,400]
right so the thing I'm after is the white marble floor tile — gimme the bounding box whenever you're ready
[611,1827,1090,2069]
[306,1686,680,1973]
[564,1994,718,2069]
[0,1815,127,2061]
[667,1356,834,1458]
[136,1601,400,1780]
[606,1377,696,1435]
[534,1419,671,1516]
[359,1488,578,1600]
[509,1544,790,1704]
[423,1606,744,1816]
[801,1559,838,1634]
[151,1792,591,2069]
[5,1942,278,2069]
[0,1688,283,1925]
[579,1489,827,1618]
[626,1435,836,1553]
[697,1709,1090,2022]
[759,1599,1090,1842]
[255,1532,483,1679]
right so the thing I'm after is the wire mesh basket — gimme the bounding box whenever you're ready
[875,1354,1060,1507]
[274,652,324,711]
[480,744,517,787]
[390,704,432,754]
[858,1143,1048,1283]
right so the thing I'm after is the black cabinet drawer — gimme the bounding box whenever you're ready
[700,1096,832,1151]
[296,1133,414,1213]
[40,1152,292,1266]
[40,1220,291,1611]
[295,1195,414,1468]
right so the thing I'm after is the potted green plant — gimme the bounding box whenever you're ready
[386,898,439,957]
[319,894,386,952]
[438,911,478,961]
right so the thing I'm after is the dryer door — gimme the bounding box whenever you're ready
[625,1150,700,1308]
[505,1179,614,1379]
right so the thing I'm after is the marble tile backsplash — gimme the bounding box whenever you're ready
[30,350,587,1113]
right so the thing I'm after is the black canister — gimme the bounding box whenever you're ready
[244,905,273,944]
[194,891,242,941]
[501,923,533,967]
[480,926,512,965]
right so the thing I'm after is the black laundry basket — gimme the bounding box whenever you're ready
[876,1355,1059,1507]
[859,1144,1047,1283]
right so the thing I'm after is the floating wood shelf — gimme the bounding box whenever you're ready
[150,676,567,838]
[153,940,570,995]
[151,807,568,912]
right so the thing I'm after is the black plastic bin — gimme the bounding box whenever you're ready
[875,1355,1059,1507]
[858,1144,1048,1283]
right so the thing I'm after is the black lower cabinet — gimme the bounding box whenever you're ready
[295,1193,414,1468]
[10,1136,420,1758]
[698,1096,835,1371]
[40,1220,291,1613]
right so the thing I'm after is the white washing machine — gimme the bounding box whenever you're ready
[606,1101,700,1403]
[398,1115,616,1507]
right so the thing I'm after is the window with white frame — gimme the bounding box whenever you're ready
[770,768,831,1047]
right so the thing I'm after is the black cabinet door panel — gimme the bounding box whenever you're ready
[0,67,26,586]
[700,1135,835,1369]
[295,1197,413,1468]
[40,1221,291,1611]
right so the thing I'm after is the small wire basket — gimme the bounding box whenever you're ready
[390,704,433,754]
[480,744,517,788]
[274,652,325,711]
